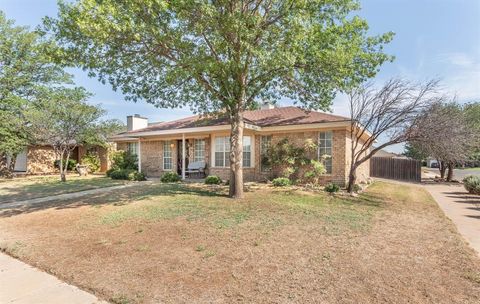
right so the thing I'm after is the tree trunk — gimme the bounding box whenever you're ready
[59,150,67,182]
[0,153,13,178]
[228,109,244,199]
[347,164,357,193]
[446,162,454,182]
[438,160,446,179]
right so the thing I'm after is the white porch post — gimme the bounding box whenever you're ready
[182,134,186,180]
[137,139,142,173]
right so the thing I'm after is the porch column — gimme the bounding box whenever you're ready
[138,139,142,173]
[182,134,186,180]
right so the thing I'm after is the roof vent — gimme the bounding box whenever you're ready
[260,102,276,110]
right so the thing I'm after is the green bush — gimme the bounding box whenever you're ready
[352,184,362,193]
[128,171,146,181]
[81,153,101,172]
[272,177,291,187]
[106,168,115,177]
[463,175,480,194]
[54,159,77,171]
[110,151,138,171]
[205,175,222,185]
[324,183,340,193]
[161,171,181,183]
[109,169,146,181]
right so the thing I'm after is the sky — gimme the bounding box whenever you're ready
[1,0,479,152]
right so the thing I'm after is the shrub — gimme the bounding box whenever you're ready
[205,175,222,185]
[303,159,327,185]
[106,168,115,177]
[54,159,77,171]
[161,171,181,183]
[463,175,480,194]
[81,153,101,172]
[110,151,138,171]
[109,169,146,181]
[324,183,340,193]
[272,177,291,187]
[128,171,146,181]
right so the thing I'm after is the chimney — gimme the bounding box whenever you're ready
[260,102,275,110]
[127,114,148,131]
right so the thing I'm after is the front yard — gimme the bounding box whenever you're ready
[0,175,128,204]
[0,181,479,303]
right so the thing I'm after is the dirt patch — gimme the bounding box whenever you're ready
[0,182,479,303]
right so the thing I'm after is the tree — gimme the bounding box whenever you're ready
[0,11,70,177]
[403,143,428,160]
[26,87,114,182]
[464,102,480,162]
[45,0,393,198]
[410,101,476,181]
[346,79,440,192]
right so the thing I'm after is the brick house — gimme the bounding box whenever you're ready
[8,145,109,174]
[111,106,371,186]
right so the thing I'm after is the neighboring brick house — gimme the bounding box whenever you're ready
[8,145,109,174]
[111,106,371,186]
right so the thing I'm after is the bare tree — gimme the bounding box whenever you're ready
[409,101,475,181]
[347,78,441,192]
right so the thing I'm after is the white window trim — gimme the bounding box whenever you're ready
[163,141,173,171]
[211,134,255,168]
[194,139,206,163]
[318,131,333,175]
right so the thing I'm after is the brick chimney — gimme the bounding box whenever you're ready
[127,114,148,131]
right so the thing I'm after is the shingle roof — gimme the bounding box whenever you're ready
[121,106,349,135]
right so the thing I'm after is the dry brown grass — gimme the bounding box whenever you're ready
[0,181,479,304]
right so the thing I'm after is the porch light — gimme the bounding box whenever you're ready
[170,143,175,148]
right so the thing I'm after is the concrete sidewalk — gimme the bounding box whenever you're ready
[424,183,480,255]
[0,253,107,303]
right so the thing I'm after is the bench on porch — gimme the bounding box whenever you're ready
[185,161,206,178]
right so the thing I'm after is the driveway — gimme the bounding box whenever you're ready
[424,183,480,255]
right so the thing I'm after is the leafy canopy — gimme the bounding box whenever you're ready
[44,0,393,114]
[0,11,70,156]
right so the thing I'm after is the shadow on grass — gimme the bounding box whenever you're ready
[0,183,227,218]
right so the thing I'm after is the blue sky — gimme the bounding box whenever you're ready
[1,0,479,152]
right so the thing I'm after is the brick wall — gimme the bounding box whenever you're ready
[114,128,369,185]
[27,146,57,174]
[344,133,370,184]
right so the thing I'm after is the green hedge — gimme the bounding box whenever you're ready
[272,177,291,187]
[324,183,340,193]
[161,172,181,183]
[109,169,146,181]
[463,175,480,195]
[205,175,222,185]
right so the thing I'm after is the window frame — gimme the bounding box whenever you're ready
[318,131,333,174]
[194,139,206,163]
[127,142,138,156]
[163,141,173,171]
[213,136,253,168]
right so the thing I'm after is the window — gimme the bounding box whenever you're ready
[163,141,173,170]
[243,136,251,168]
[127,142,138,155]
[260,135,272,172]
[194,139,205,162]
[214,137,230,167]
[318,131,333,174]
[214,136,252,167]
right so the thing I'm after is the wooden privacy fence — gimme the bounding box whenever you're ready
[370,157,421,182]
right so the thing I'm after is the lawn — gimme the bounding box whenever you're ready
[0,181,479,303]
[0,175,128,203]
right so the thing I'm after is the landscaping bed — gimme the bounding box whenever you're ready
[0,181,479,303]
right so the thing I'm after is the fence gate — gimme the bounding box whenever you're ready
[370,157,421,182]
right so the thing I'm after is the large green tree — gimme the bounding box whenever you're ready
[45,0,393,197]
[0,11,70,177]
[27,87,121,182]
